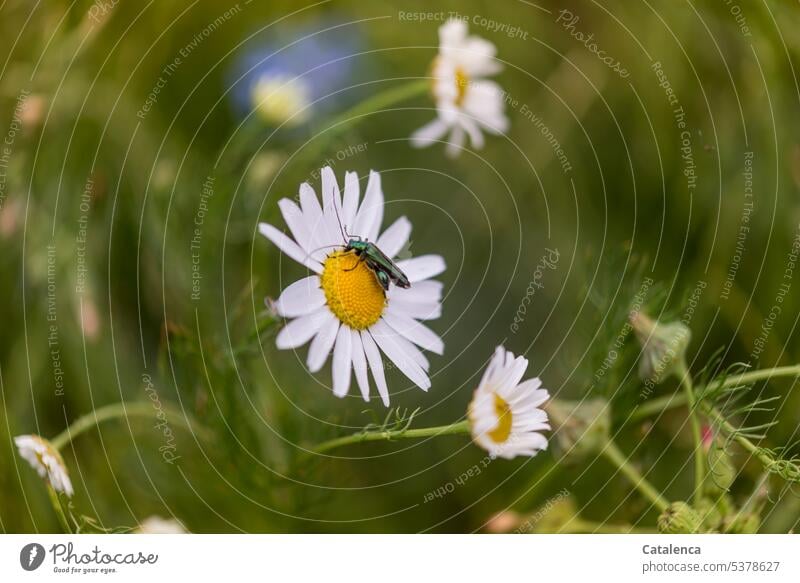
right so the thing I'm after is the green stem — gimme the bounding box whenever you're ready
[601,440,670,513]
[47,485,72,534]
[303,79,429,161]
[634,397,775,476]
[51,402,197,451]
[313,419,470,454]
[703,405,764,459]
[630,364,800,422]
[678,365,705,503]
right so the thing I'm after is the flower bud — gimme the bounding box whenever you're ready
[692,498,723,531]
[514,492,577,533]
[706,439,736,494]
[545,398,610,461]
[630,312,691,383]
[724,512,760,534]
[658,501,703,534]
[485,511,522,533]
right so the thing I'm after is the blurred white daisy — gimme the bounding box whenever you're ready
[411,19,509,157]
[259,167,445,406]
[468,347,550,459]
[135,516,187,534]
[15,434,74,496]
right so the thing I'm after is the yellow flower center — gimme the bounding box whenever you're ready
[488,394,513,443]
[454,67,469,106]
[320,250,386,330]
[430,58,469,107]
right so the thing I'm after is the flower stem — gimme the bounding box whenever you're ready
[303,79,429,162]
[50,402,197,451]
[601,440,670,513]
[324,79,429,134]
[313,419,471,454]
[630,364,800,422]
[677,365,705,503]
[702,405,762,458]
[47,485,72,534]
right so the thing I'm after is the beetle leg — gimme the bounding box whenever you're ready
[343,250,365,272]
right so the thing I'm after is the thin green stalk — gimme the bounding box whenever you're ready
[630,364,800,422]
[703,405,764,460]
[47,485,72,534]
[51,402,197,451]
[635,397,778,478]
[313,419,470,454]
[303,79,429,162]
[678,365,705,503]
[601,440,670,513]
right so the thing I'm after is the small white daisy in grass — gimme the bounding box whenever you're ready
[259,167,445,406]
[135,516,188,534]
[15,434,74,496]
[411,19,509,157]
[468,346,550,459]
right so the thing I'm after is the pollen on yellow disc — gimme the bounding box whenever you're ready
[430,58,469,107]
[454,67,469,106]
[488,394,513,443]
[320,250,386,330]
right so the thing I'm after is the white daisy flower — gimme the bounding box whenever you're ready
[15,434,74,496]
[468,346,550,459]
[135,516,188,534]
[411,19,509,157]
[259,167,445,406]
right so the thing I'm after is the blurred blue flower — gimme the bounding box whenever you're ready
[227,19,366,126]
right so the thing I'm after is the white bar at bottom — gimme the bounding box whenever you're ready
[0,534,797,582]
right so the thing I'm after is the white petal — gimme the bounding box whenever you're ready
[321,166,346,241]
[459,116,485,149]
[370,321,431,391]
[275,308,329,349]
[410,118,451,149]
[353,170,383,241]
[350,329,370,401]
[388,331,430,371]
[382,310,444,355]
[342,171,360,230]
[321,166,342,215]
[306,313,339,372]
[278,199,312,253]
[496,355,528,394]
[259,222,322,273]
[439,18,467,48]
[460,37,500,76]
[388,280,444,303]
[387,299,441,320]
[299,183,325,251]
[274,276,324,318]
[300,182,338,251]
[361,331,390,406]
[477,346,507,392]
[445,125,466,158]
[395,255,446,282]
[332,325,352,398]
[376,216,412,259]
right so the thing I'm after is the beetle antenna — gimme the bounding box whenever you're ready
[302,243,344,263]
[331,191,349,243]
